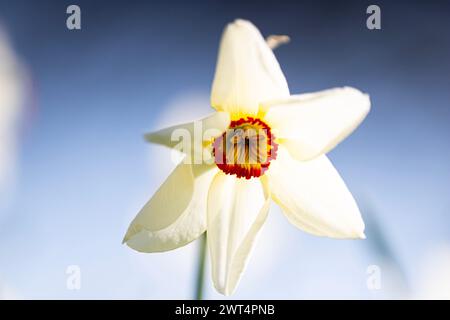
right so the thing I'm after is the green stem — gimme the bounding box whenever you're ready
[195,232,207,300]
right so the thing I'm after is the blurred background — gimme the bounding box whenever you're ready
[0,0,449,299]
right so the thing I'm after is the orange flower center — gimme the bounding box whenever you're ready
[212,117,278,179]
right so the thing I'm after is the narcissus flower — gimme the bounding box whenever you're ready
[123,19,370,295]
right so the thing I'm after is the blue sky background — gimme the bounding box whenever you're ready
[0,0,449,299]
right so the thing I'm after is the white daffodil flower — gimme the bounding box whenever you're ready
[124,19,370,295]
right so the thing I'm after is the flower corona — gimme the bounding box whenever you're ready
[212,117,278,179]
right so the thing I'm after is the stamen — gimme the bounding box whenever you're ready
[212,117,278,179]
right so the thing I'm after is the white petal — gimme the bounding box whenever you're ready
[211,19,289,118]
[123,162,218,252]
[144,111,230,162]
[207,172,270,295]
[266,146,365,239]
[263,87,370,161]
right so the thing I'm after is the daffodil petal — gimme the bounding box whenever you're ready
[263,87,370,161]
[144,111,230,161]
[123,162,218,252]
[207,172,270,295]
[211,19,289,119]
[266,146,365,239]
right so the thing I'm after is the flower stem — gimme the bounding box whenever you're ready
[195,232,207,300]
